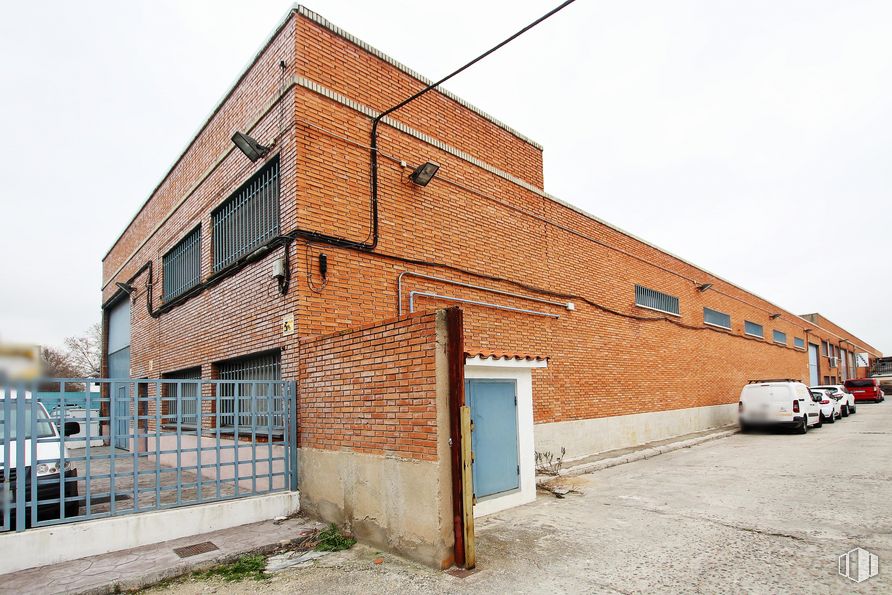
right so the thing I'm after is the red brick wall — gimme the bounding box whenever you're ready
[102,9,881,439]
[101,15,302,383]
[297,311,441,461]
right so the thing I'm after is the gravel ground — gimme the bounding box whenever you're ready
[153,401,892,594]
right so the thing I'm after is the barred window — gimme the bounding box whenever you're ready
[634,285,680,316]
[217,352,282,432]
[162,226,202,301]
[703,307,731,330]
[794,337,805,349]
[163,367,202,428]
[773,330,787,345]
[744,320,764,338]
[212,157,280,272]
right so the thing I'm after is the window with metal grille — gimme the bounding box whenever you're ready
[212,157,280,272]
[744,320,764,338]
[773,330,787,345]
[794,337,805,349]
[634,285,680,316]
[162,226,202,301]
[163,367,202,428]
[703,307,731,329]
[217,352,282,432]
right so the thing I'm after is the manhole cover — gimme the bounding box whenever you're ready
[173,541,219,558]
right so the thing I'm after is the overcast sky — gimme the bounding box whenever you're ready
[1,0,889,353]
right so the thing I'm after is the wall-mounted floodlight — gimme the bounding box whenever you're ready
[804,328,813,334]
[769,313,781,320]
[409,161,440,187]
[115,282,134,295]
[231,131,270,162]
[697,283,713,292]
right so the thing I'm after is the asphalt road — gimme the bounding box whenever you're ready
[161,400,892,594]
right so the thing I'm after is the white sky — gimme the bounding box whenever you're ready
[1,0,889,353]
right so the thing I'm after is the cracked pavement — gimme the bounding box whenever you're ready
[161,401,890,594]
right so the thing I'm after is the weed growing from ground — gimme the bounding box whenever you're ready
[195,554,268,582]
[314,523,356,552]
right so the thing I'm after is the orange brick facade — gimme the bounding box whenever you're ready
[298,311,440,460]
[102,8,883,459]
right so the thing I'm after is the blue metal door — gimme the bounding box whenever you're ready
[465,379,519,498]
[808,344,819,386]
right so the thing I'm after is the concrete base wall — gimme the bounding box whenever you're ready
[298,447,454,568]
[0,491,300,575]
[535,403,737,461]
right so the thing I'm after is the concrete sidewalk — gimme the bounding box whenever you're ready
[554,424,738,476]
[0,516,323,595]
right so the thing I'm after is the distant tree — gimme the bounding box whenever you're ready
[40,346,84,391]
[63,323,101,378]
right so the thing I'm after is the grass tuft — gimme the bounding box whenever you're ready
[195,554,268,582]
[314,523,356,552]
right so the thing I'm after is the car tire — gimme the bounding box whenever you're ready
[826,413,835,424]
[815,415,822,428]
[740,422,751,434]
[851,405,856,414]
[798,416,808,434]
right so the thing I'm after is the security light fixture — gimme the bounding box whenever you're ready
[769,313,781,320]
[115,282,134,295]
[408,161,440,187]
[697,283,713,292]
[231,131,270,163]
[804,328,813,334]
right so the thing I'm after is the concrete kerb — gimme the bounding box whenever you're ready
[550,426,739,478]
[0,515,324,595]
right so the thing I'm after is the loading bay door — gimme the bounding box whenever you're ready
[465,379,520,499]
[808,343,820,386]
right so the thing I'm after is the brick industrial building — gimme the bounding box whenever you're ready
[101,6,882,566]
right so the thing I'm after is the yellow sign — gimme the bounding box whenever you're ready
[282,314,295,336]
[0,343,41,380]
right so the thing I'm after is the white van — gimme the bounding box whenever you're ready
[0,390,80,526]
[739,380,822,434]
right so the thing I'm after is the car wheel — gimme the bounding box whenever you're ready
[851,405,856,414]
[826,413,835,424]
[740,422,751,433]
[814,415,822,428]
[798,416,808,434]
[841,406,849,417]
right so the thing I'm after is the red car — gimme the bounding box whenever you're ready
[844,378,885,403]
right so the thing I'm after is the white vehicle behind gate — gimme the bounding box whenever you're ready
[739,379,821,434]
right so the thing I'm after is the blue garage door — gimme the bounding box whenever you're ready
[465,379,519,499]
[107,299,131,450]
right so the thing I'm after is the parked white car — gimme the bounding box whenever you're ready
[739,380,821,434]
[811,384,856,416]
[810,388,841,424]
[0,389,80,525]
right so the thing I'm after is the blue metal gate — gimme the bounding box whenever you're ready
[112,382,130,450]
[1,378,297,533]
[465,379,519,499]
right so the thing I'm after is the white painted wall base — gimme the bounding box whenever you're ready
[0,491,300,575]
[535,403,738,462]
